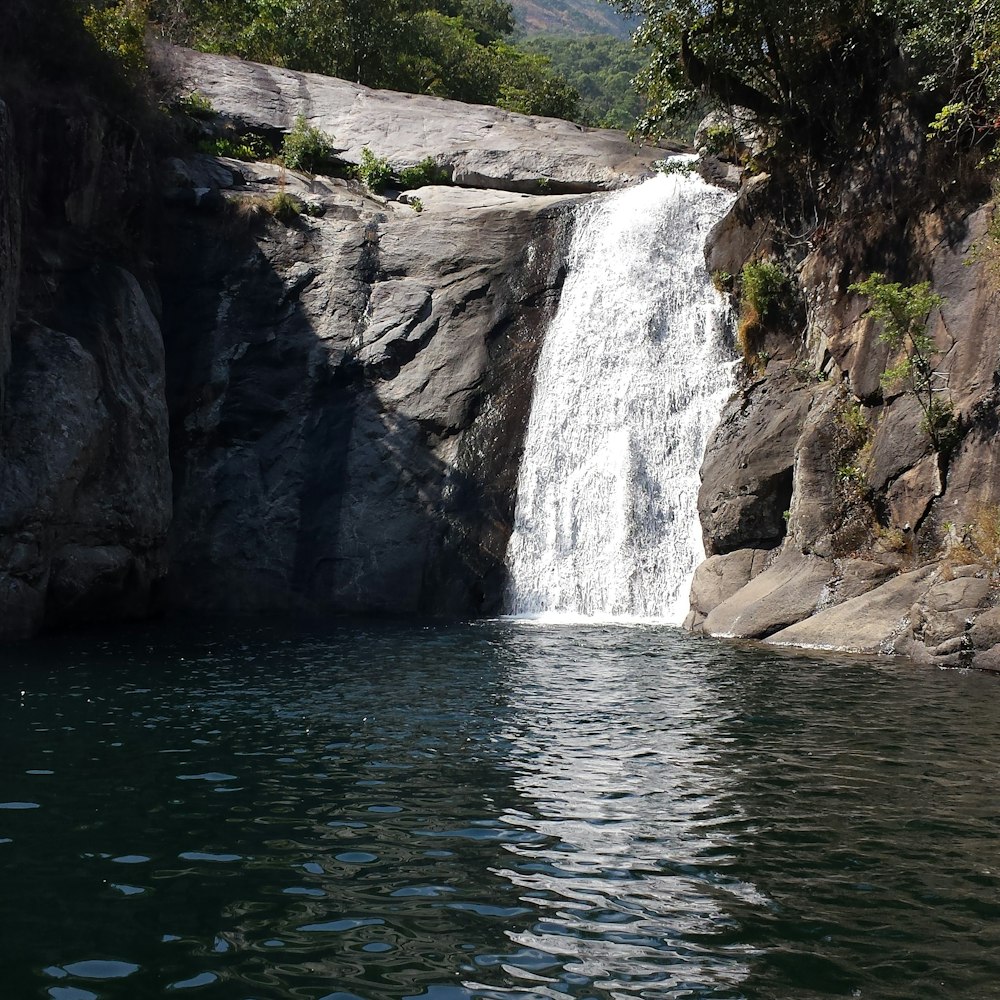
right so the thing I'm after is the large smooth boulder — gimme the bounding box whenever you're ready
[152,43,682,195]
[161,172,577,615]
[698,364,812,555]
[700,550,833,638]
[765,566,937,653]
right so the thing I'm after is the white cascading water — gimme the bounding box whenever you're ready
[506,167,737,622]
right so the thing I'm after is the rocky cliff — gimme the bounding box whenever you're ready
[687,113,1000,671]
[0,44,673,638]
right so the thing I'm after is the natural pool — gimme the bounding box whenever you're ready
[1,620,998,999]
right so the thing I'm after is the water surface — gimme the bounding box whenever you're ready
[1,621,998,999]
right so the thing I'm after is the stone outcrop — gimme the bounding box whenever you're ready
[688,108,1000,671]
[151,44,682,195]
[159,169,577,616]
[2,43,666,637]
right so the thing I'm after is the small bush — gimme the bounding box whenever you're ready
[398,157,449,189]
[357,147,393,193]
[736,259,788,362]
[947,504,1000,572]
[282,114,334,173]
[836,401,870,451]
[268,191,303,223]
[849,272,954,452]
[198,133,274,161]
[175,90,215,119]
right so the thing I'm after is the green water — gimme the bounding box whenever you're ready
[1,621,998,999]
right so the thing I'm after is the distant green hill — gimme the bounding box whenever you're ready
[510,0,635,39]
[520,34,644,129]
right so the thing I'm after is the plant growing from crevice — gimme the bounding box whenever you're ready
[281,114,335,173]
[944,503,1000,574]
[398,157,449,188]
[198,132,275,161]
[736,258,789,367]
[357,146,393,192]
[849,273,957,453]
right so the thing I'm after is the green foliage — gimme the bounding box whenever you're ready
[398,157,450,188]
[199,133,274,160]
[357,147,394,192]
[174,90,215,118]
[281,114,334,173]
[492,43,580,119]
[611,0,999,154]
[82,0,148,77]
[654,158,696,176]
[410,197,424,213]
[741,260,787,317]
[518,33,647,129]
[702,123,738,158]
[849,272,957,451]
[268,191,303,222]
[736,259,788,365]
[836,402,871,452]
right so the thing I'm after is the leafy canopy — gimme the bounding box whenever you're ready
[612,0,999,155]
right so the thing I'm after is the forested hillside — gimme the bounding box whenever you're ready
[510,0,634,38]
[519,34,645,129]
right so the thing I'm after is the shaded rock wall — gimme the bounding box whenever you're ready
[689,111,1000,670]
[0,88,171,639]
[159,178,576,616]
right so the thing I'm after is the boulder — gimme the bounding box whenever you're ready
[700,550,833,638]
[151,43,683,196]
[698,363,812,555]
[684,547,770,629]
[764,566,937,652]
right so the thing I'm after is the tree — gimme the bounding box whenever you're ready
[612,0,999,155]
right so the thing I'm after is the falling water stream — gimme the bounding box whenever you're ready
[506,169,737,621]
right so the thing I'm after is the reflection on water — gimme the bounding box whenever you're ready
[494,629,758,998]
[0,621,998,1000]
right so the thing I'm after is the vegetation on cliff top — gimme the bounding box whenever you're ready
[612,0,999,161]
[115,0,580,119]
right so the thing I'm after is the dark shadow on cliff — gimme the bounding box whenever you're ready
[155,194,564,619]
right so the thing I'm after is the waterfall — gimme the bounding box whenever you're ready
[505,168,736,623]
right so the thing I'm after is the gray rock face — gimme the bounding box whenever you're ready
[160,174,577,616]
[0,100,19,409]
[151,43,682,195]
[698,364,811,555]
[3,45,677,637]
[1,268,171,637]
[688,106,1000,662]
[0,85,171,640]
